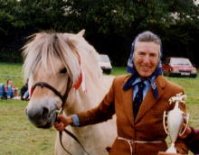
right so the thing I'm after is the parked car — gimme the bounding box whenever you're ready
[98,54,112,74]
[162,57,197,77]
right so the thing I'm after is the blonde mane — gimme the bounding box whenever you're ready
[22,31,103,86]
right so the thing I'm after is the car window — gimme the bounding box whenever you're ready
[98,55,110,62]
[170,58,192,66]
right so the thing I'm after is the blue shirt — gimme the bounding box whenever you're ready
[71,114,80,126]
[132,78,151,100]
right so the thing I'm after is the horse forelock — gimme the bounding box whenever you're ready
[23,32,102,86]
[23,33,74,78]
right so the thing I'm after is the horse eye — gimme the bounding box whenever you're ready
[60,68,67,74]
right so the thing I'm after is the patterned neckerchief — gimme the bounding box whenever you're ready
[123,41,163,99]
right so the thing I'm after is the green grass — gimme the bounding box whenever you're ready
[167,77,199,104]
[0,100,55,155]
[112,66,126,75]
[0,63,198,155]
[0,63,24,87]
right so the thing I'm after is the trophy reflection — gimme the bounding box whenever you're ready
[158,93,189,155]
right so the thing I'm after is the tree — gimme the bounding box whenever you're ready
[16,0,67,31]
[0,0,198,65]
[63,0,199,65]
[0,0,68,62]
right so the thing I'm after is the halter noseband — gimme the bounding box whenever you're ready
[30,78,72,106]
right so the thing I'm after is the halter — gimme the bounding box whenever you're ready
[31,80,71,106]
[30,78,89,155]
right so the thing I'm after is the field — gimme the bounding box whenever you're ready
[0,63,199,155]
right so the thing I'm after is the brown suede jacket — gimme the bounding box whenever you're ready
[77,75,188,155]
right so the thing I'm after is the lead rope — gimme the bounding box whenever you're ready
[59,128,90,155]
[56,110,90,155]
[56,78,90,155]
[59,131,72,155]
[56,108,87,155]
[56,108,73,155]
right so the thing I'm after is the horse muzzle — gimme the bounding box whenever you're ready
[25,99,57,129]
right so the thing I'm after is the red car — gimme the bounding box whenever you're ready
[162,57,197,77]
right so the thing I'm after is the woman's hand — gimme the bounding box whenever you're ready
[54,114,73,131]
[179,125,192,139]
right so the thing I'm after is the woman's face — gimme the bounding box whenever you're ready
[133,41,160,78]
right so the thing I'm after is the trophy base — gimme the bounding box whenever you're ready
[158,151,184,155]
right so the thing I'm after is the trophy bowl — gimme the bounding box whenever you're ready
[158,93,189,155]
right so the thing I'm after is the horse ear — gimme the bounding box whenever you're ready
[77,29,85,37]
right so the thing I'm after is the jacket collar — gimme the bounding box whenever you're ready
[135,76,167,123]
[122,75,167,125]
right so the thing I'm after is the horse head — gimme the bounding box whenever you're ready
[23,30,98,128]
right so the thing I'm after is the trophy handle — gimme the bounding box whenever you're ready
[179,113,189,136]
[163,111,169,135]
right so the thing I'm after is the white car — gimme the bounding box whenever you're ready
[98,54,112,74]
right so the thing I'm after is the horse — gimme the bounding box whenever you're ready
[23,30,116,155]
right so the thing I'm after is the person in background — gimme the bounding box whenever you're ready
[4,79,18,99]
[0,83,6,99]
[20,79,29,101]
[54,31,188,155]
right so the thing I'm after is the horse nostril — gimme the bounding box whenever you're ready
[42,107,49,119]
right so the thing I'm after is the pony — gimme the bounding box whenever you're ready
[23,30,116,155]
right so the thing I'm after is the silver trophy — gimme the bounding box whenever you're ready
[159,93,189,155]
